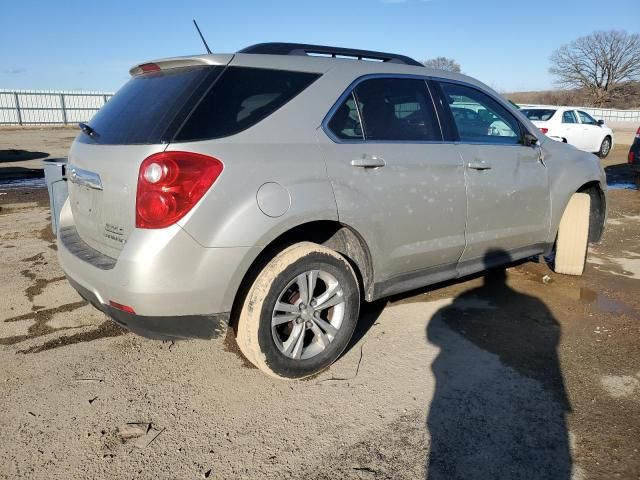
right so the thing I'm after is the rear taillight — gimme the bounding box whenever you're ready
[630,151,635,164]
[539,127,549,135]
[136,151,223,229]
[636,127,640,139]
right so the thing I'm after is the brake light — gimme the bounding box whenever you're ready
[136,151,223,229]
[140,63,161,73]
[539,127,549,135]
[630,151,635,164]
[636,127,640,139]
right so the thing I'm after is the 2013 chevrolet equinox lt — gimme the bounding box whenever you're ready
[58,43,607,379]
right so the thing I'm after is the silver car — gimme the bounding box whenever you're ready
[58,43,606,379]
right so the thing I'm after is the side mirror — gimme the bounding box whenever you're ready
[597,119,605,126]
[523,132,538,147]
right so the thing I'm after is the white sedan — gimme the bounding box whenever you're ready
[520,106,614,158]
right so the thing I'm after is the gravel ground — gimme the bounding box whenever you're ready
[0,139,638,479]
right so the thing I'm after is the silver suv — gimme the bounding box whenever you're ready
[58,43,606,379]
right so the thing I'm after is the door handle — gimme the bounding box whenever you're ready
[467,161,492,171]
[351,157,386,168]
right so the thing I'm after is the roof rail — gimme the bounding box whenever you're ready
[238,43,423,67]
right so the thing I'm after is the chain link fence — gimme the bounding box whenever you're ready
[0,89,113,125]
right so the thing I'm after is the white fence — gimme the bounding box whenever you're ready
[0,89,114,125]
[1,89,639,126]
[519,104,640,124]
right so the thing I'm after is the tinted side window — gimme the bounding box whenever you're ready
[354,78,441,141]
[176,67,321,141]
[327,92,364,140]
[562,111,578,124]
[440,82,521,145]
[577,111,597,125]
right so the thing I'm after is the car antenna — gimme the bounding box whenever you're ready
[192,19,212,54]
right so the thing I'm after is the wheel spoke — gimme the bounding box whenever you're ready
[312,315,338,337]
[291,326,306,359]
[313,282,341,310]
[275,301,298,314]
[314,288,344,311]
[307,270,318,302]
[272,313,298,326]
[296,273,309,305]
[310,321,329,349]
[283,324,304,357]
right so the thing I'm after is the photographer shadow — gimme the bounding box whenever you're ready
[426,249,572,479]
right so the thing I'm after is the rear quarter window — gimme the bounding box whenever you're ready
[174,67,321,142]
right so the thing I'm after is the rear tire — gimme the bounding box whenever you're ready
[598,136,611,158]
[553,193,591,276]
[236,242,360,379]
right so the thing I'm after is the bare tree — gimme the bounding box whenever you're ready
[422,57,461,73]
[549,30,640,105]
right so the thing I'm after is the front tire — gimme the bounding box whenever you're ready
[236,242,360,379]
[598,136,611,158]
[553,193,591,276]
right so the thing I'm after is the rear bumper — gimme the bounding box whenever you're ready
[56,200,260,340]
[67,276,228,340]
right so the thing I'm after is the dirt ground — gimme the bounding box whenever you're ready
[0,133,638,479]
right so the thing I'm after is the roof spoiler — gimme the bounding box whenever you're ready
[129,54,233,76]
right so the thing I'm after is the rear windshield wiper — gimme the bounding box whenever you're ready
[79,122,99,139]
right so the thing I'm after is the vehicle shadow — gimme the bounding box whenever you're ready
[0,166,45,181]
[0,149,49,163]
[425,249,572,479]
[604,163,637,187]
[342,299,386,356]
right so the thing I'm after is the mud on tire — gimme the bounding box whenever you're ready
[553,192,591,276]
[235,242,360,379]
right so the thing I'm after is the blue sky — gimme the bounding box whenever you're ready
[1,0,637,93]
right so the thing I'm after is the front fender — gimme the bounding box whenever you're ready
[543,139,607,244]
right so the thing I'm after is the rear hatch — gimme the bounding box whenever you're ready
[67,55,231,258]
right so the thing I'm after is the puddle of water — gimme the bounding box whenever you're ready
[0,177,46,190]
[607,181,638,191]
[578,287,639,319]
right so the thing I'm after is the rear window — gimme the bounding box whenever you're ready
[80,66,222,145]
[521,109,556,121]
[174,67,321,142]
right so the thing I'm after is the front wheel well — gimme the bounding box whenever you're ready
[577,182,606,243]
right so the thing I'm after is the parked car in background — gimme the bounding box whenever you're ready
[629,126,640,186]
[521,106,614,158]
[57,43,607,379]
